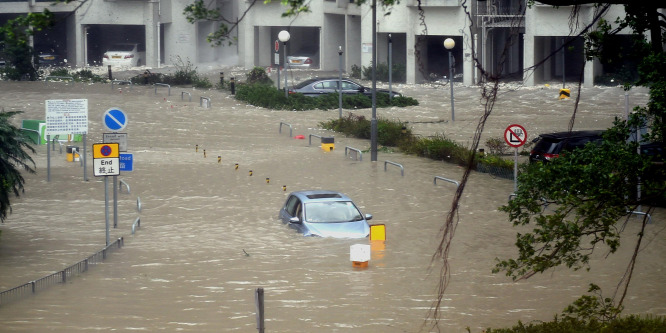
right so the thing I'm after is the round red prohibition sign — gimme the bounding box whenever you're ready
[504,124,528,148]
[100,144,113,157]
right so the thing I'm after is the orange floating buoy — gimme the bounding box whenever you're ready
[294,135,305,139]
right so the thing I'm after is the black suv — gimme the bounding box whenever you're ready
[529,130,604,163]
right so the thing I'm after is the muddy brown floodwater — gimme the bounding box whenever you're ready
[0,78,663,332]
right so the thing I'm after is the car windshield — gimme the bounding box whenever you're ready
[304,201,363,223]
[108,44,135,52]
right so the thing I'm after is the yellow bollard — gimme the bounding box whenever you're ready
[196,144,199,152]
[559,88,570,99]
[218,156,221,163]
[235,163,239,170]
[249,170,253,176]
[321,137,335,152]
[369,224,386,241]
[203,149,206,158]
[282,185,287,192]
[266,178,270,184]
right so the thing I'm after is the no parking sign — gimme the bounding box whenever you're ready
[504,124,527,148]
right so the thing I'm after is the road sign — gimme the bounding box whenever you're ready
[45,99,89,135]
[504,124,527,148]
[93,143,119,158]
[93,143,119,177]
[103,132,128,152]
[275,40,279,52]
[119,153,133,172]
[103,108,128,132]
[93,158,120,176]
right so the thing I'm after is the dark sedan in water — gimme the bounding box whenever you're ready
[288,78,402,98]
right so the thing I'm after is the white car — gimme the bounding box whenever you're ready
[102,43,142,67]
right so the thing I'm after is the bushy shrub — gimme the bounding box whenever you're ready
[362,62,406,82]
[486,137,508,155]
[234,83,418,111]
[351,64,362,79]
[319,113,411,147]
[246,67,273,85]
[480,315,666,333]
[129,56,211,88]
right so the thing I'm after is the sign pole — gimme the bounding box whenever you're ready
[514,147,518,192]
[105,176,110,246]
[83,134,88,181]
[113,175,118,228]
[47,135,51,182]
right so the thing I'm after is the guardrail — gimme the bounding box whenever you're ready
[132,217,141,234]
[345,146,363,161]
[119,179,130,194]
[384,160,404,176]
[434,176,459,188]
[181,91,192,102]
[200,97,211,108]
[0,237,125,306]
[137,197,142,213]
[154,83,171,96]
[308,134,322,145]
[279,122,293,137]
[111,80,132,90]
[44,76,74,83]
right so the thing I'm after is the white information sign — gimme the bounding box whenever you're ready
[93,158,120,177]
[103,133,128,152]
[45,99,89,135]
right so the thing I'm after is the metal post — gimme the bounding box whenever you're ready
[113,175,118,228]
[562,38,565,89]
[513,148,518,192]
[104,176,110,246]
[83,134,88,181]
[338,46,343,119]
[370,0,378,162]
[47,135,51,182]
[283,42,288,98]
[277,54,281,91]
[449,50,455,122]
[255,288,265,333]
[388,34,393,102]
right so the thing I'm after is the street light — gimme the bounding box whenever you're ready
[338,45,343,119]
[278,30,290,98]
[444,37,455,122]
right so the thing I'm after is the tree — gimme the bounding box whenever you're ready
[0,10,55,80]
[0,110,36,223]
[495,0,665,320]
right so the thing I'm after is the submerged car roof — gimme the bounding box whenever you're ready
[289,190,352,202]
[538,130,604,140]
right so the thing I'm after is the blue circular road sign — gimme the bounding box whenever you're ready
[103,108,128,131]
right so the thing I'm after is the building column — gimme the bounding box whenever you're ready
[144,1,159,68]
[523,33,535,86]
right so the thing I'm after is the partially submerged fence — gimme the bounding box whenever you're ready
[0,236,127,306]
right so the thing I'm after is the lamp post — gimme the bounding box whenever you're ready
[338,45,343,119]
[278,30,290,98]
[444,38,455,122]
[388,34,393,102]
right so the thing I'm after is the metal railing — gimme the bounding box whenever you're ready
[119,179,130,194]
[111,80,132,90]
[132,217,141,234]
[44,76,74,83]
[434,176,459,188]
[384,161,404,176]
[0,237,126,306]
[279,122,293,137]
[308,134,322,145]
[345,146,363,161]
[181,91,192,102]
[154,83,171,96]
[200,97,211,108]
[20,128,42,145]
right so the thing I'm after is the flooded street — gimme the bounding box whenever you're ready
[0,78,664,332]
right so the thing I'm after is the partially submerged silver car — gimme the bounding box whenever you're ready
[279,190,372,238]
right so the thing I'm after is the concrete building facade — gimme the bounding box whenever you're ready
[1,0,630,86]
